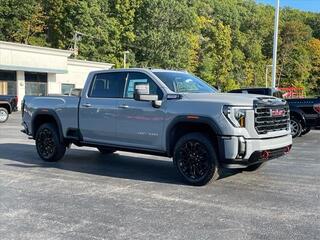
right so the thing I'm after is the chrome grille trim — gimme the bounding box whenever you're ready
[254,99,290,134]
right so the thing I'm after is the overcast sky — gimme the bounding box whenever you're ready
[256,0,320,13]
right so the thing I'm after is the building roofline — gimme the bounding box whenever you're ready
[67,58,114,68]
[0,41,73,57]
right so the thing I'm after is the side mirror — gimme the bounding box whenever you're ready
[134,83,158,101]
[133,83,162,108]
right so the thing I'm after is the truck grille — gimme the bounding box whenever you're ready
[254,99,290,134]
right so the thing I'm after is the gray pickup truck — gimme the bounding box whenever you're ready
[22,69,292,185]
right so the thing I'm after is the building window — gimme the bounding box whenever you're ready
[61,83,75,95]
[25,72,47,96]
[0,70,17,95]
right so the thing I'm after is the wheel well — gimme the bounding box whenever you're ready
[290,111,305,128]
[168,122,219,157]
[32,114,59,138]
[0,103,11,113]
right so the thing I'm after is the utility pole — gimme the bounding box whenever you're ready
[271,0,280,88]
[71,31,87,58]
[123,51,129,68]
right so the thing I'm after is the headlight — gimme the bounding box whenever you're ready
[223,106,251,128]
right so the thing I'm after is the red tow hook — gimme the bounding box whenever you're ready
[284,145,291,154]
[261,151,270,160]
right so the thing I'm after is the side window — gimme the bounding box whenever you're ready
[125,72,163,99]
[89,72,126,98]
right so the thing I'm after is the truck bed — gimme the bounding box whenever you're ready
[23,95,80,137]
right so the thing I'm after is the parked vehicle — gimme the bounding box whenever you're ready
[228,88,320,138]
[229,88,284,98]
[286,98,320,137]
[66,88,82,97]
[21,69,292,185]
[0,95,18,123]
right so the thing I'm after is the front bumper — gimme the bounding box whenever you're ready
[218,134,292,169]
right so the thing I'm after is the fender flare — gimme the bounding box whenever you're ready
[165,115,222,156]
[31,109,64,142]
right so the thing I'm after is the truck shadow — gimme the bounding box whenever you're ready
[0,143,240,185]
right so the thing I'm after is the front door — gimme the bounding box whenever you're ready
[79,72,127,144]
[117,72,166,150]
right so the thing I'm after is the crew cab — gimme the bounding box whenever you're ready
[0,95,18,123]
[229,88,320,138]
[22,69,292,185]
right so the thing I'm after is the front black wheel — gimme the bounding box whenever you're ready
[173,132,220,186]
[290,117,302,138]
[0,107,9,123]
[35,123,66,162]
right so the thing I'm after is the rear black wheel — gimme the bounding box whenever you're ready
[173,132,220,186]
[290,117,302,138]
[35,123,66,162]
[97,147,116,154]
[0,107,9,123]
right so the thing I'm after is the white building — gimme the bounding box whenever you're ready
[0,41,113,109]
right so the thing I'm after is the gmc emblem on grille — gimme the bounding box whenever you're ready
[270,109,285,117]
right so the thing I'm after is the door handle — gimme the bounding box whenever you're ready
[118,104,129,109]
[82,103,92,108]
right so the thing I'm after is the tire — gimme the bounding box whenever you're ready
[301,127,311,136]
[244,163,265,172]
[35,123,66,162]
[173,132,220,186]
[97,147,116,154]
[0,107,9,123]
[290,117,302,138]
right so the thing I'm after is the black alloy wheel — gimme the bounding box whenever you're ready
[173,133,220,186]
[36,123,66,162]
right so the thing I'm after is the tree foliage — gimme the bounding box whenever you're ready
[0,0,319,94]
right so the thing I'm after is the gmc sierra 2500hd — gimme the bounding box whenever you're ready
[22,69,292,185]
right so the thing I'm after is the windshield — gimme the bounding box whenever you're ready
[152,71,217,93]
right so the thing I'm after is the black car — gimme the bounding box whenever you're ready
[0,95,18,123]
[228,88,320,138]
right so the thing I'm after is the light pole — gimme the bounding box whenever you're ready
[265,65,273,87]
[123,50,129,68]
[271,0,280,88]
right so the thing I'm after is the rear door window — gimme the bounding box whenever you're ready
[89,72,127,98]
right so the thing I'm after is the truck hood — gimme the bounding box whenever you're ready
[181,93,274,106]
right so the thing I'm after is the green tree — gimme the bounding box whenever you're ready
[133,0,196,69]
[277,20,312,87]
[197,21,233,90]
[307,38,320,95]
[0,0,46,45]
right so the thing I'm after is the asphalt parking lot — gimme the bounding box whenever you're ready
[0,113,319,240]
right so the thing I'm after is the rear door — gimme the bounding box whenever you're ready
[79,72,127,143]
